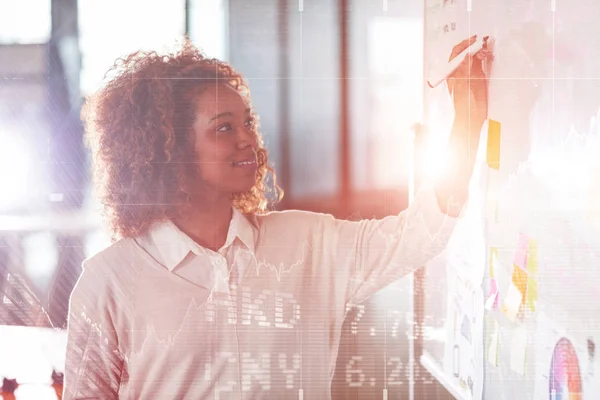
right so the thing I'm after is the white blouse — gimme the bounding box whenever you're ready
[63,185,457,399]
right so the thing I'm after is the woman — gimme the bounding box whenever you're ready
[63,38,480,399]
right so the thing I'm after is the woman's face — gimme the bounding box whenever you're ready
[190,83,259,198]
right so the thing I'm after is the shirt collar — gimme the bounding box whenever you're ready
[138,207,258,272]
[225,207,258,253]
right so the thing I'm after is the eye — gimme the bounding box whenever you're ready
[216,123,232,132]
[244,118,256,128]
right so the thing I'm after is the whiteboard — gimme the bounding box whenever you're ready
[421,0,600,399]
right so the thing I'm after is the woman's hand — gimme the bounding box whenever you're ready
[447,35,490,141]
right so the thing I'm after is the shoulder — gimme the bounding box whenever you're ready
[250,209,346,250]
[254,209,337,232]
[82,237,139,274]
[68,238,139,335]
[71,237,141,299]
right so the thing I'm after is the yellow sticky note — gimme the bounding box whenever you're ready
[489,247,499,278]
[487,318,500,366]
[502,282,523,322]
[526,239,538,274]
[510,326,527,375]
[512,265,528,300]
[486,119,501,170]
[526,276,538,312]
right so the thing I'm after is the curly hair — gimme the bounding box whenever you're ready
[83,38,283,240]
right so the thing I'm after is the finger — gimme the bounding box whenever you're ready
[449,35,478,61]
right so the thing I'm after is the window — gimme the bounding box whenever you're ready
[0,0,51,44]
[78,0,186,96]
[365,18,423,188]
[188,0,229,61]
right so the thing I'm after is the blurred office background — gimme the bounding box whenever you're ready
[0,0,451,398]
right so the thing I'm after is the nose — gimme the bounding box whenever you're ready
[236,127,258,150]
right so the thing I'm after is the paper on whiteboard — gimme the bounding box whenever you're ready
[443,266,485,400]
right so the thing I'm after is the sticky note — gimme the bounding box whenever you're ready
[526,276,538,312]
[510,326,527,375]
[486,119,501,170]
[485,278,499,310]
[512,265,528,300]
[489,247,499,278]
[513,233,528,269]
[502,282,523,322]
[493,251,510,295]
[487,318,500,366]
[526,239,538,274]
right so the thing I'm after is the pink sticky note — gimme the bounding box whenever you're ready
[513,233,528,269]
[485,279,499,310]
[491,279,499,309]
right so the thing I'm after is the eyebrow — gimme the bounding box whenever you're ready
[209,108,252,123]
